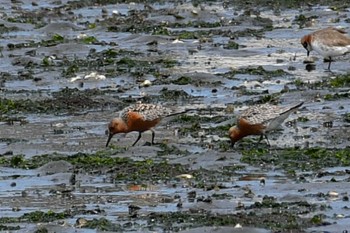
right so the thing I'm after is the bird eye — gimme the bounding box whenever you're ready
[302,42,308,49]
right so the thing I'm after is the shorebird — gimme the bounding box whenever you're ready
[106,103,186,147]
[301,27,350,70]
[229,102,303,147]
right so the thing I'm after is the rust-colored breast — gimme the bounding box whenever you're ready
[238,118,266,136]
[126,111,161,132]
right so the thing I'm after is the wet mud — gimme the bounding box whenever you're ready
[1,0,350,232]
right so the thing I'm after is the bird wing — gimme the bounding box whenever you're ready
[316,27,350,47]
[121,103,171,122]
[239,104,282,126]
[239,102,303,130]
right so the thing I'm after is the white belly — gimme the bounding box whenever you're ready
[312,40,350,58]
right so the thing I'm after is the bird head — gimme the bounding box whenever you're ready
[228,126,241,148]
[106,118,124,147]
[300,35,312,56]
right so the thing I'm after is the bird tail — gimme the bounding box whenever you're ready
[289,102,304,111]
[331,27,347,34]
[281,102,304,116]
[165,108,197,118]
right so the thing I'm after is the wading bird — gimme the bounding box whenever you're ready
[106,103,188,147]
[229,102,303,147]
[301,27,350,70]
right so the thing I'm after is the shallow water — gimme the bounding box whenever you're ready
[1,0,350,232]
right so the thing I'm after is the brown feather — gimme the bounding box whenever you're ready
[312,27,350,47]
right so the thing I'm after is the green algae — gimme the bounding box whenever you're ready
[173,76,192,85]
[323,92,350,101]
[41,56,52,67]
[0,211,70,224]
[117,57,139,67]
[159,89,190,100]
[330,73,350,87]
[69,152,130,168]
[160,58,178,68]
[249,196,316,211]
[224,41,240,50]
[143,210,313,232]
[101,48,141,58]
[0,150,193,182]
[241,66,288,77]
[295,73,350,90]
[157,143,190,156]
[7,34,66,49]
[178,122,201,136]
[6,16,38,25]
[152,26,170,36]
[294,78,304,87]
[80,36,98,44]
[0,150,128,169]
[222,66,289,80]
[310,214,323,225]
[217,140,232,152]
[172,114,228,125]
[174,31,207,40]
[344,113,350,123]
[106,11,271,37]
[1,2,348,233]
[256,94,281,104]
[298,116,310,122]
[212,193,234,199]
[0,88,114,115]
[82,218,122,231]
[294,14,318,28]
[222,164,246,175]
[9,155,26,168]
[167,75,223,87]
[22,210,69,222]
[170,114,231,140]
[241,147,350,172]
[0,225,20,231]
[0,99,17,114]
[50,34,64,43]
[123,159,190,181]
[62,64,80,76]
[0,24,18,33]
[0,148,248,183]
[34,227,49,233]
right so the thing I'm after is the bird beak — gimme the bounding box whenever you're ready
[307,50,310,57]
[106,133,114,147]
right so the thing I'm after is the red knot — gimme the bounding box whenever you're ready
[106,102,187,147]
[229,102,303,147]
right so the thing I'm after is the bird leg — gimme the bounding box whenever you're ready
[264,134,271,146]
[327,60,332,71]
[257,134,270,146]
[151,129,156,145]
[132,132,142,146]
[324,56,333,71]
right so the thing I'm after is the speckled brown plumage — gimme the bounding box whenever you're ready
[229,102,303,146]
[106,103,182,147]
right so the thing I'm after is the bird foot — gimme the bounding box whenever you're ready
[143,141,159,146]
[324,69,334,74]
